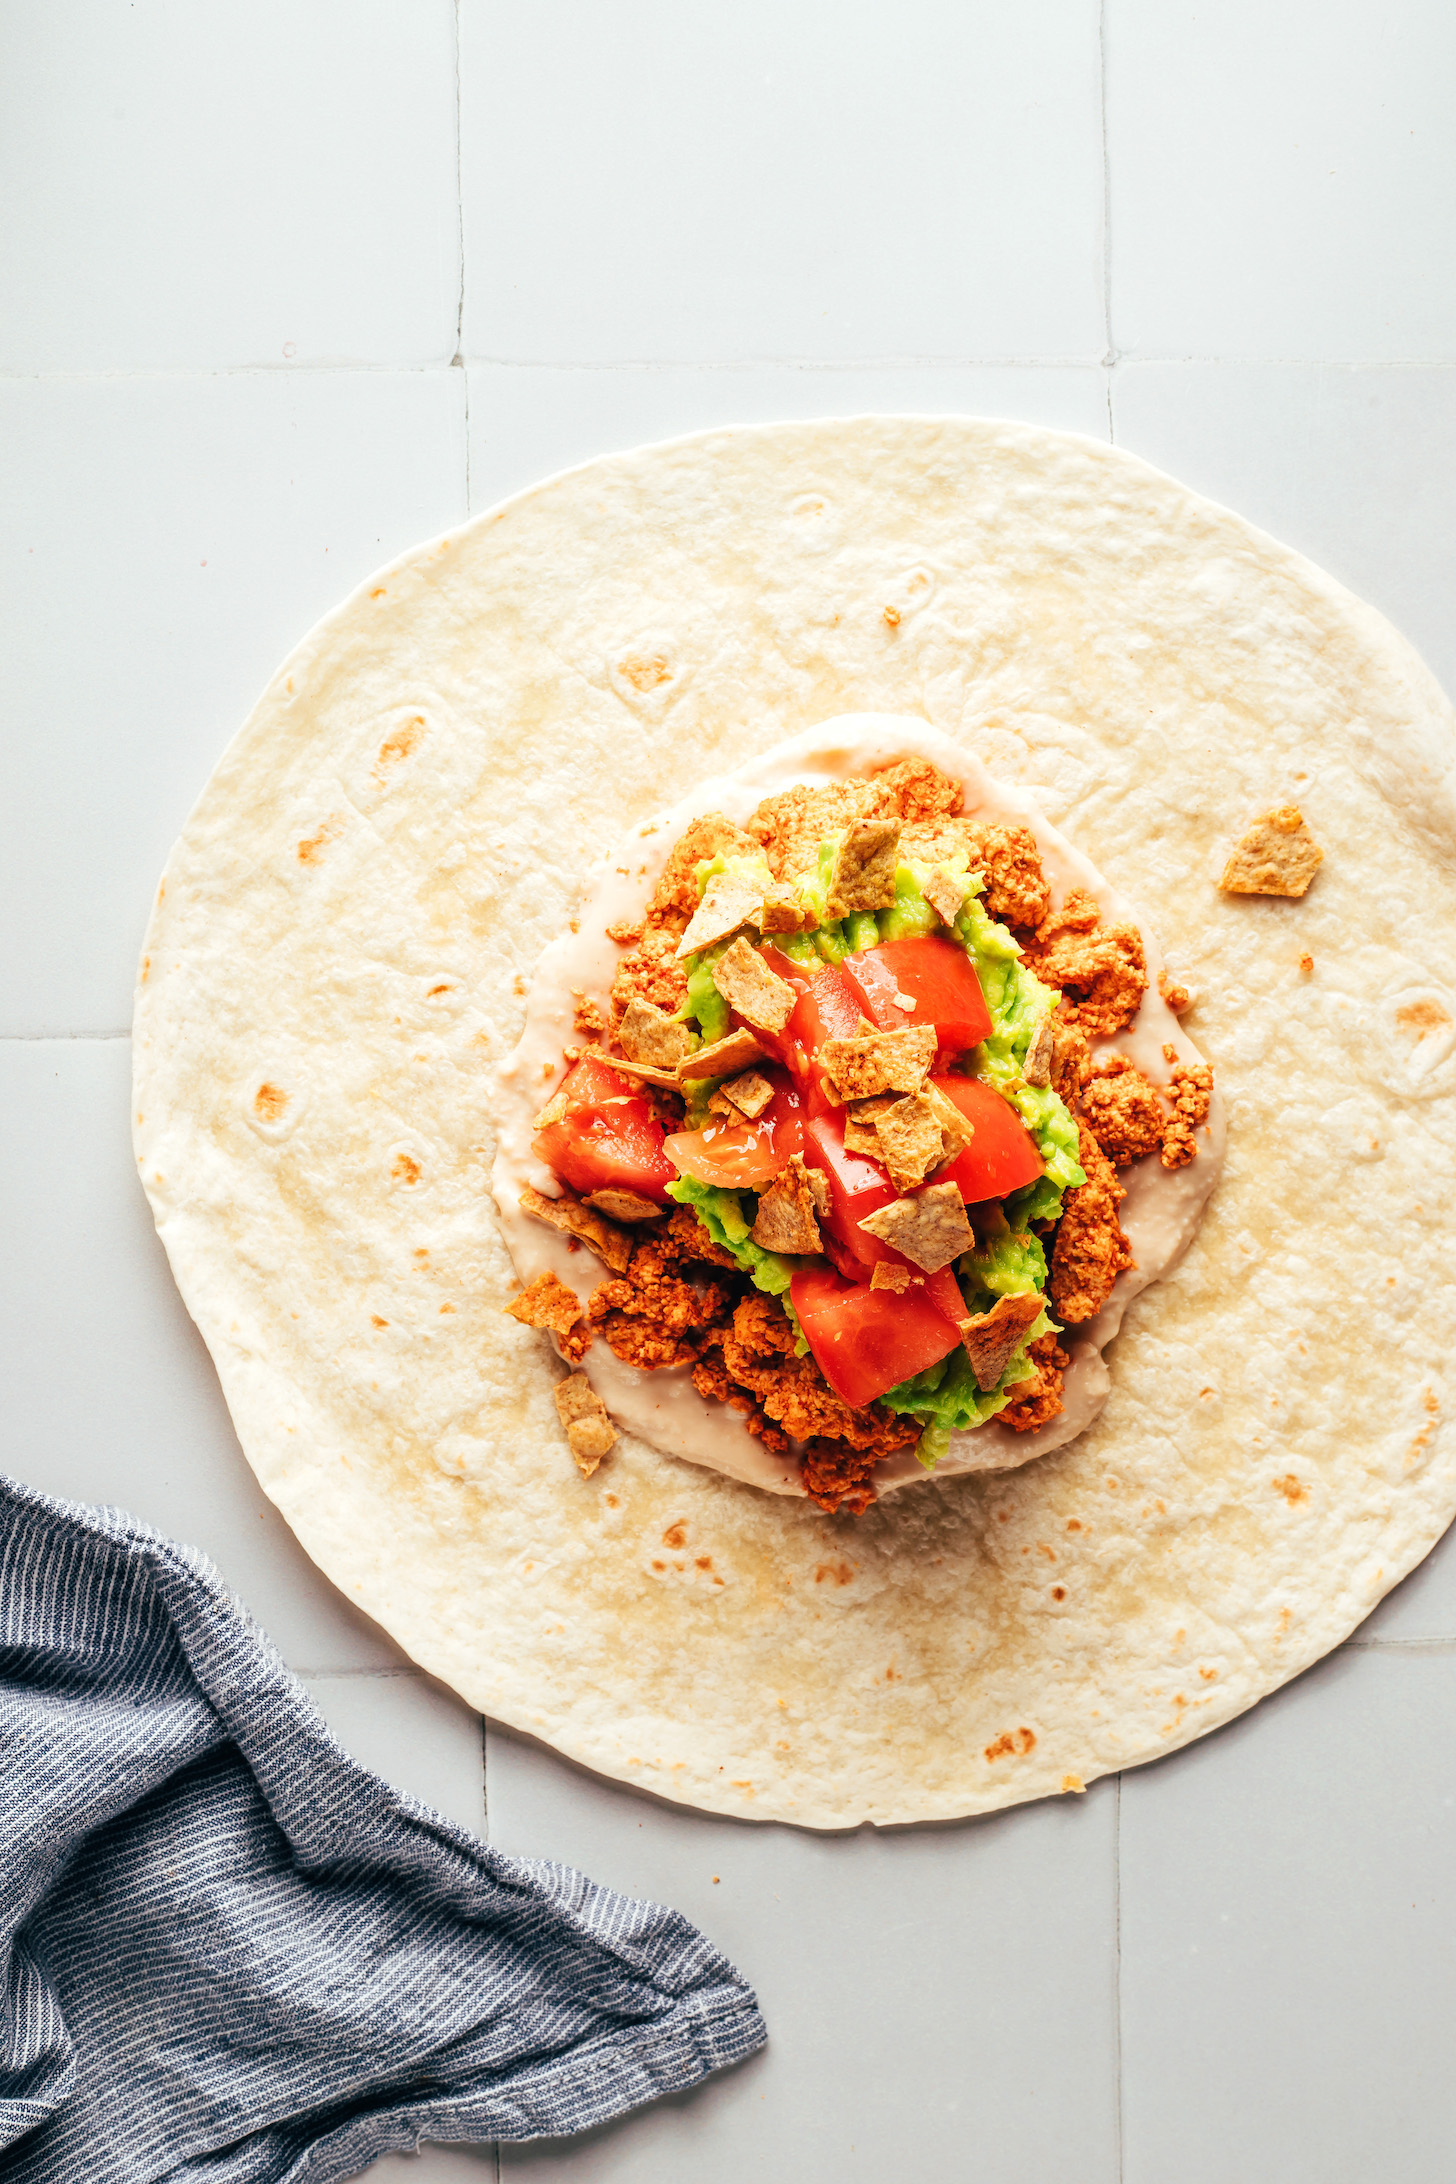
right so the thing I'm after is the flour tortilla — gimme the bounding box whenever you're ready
[490,716,1224,1496]
[134,417,1456,1828]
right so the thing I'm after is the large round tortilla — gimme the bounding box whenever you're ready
[134,417,1456,1828]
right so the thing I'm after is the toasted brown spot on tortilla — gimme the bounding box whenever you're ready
[518,1184,633,1274]
[677,1026,770,1081]
[826,819,901,918]
[984,1727,1036,1762]
[372,714,425,781]
[391,1152,421,1185]
[710,938,796,1033]
[508,1272,590,1364]
[618,651,671,692]
[370,1315,388,1329]
[662,1521,687,1548]
[617,996,696,1067]
[1219,805,1324,897]
[858,1180,973,1272]
[960,1290,1044,1392]
[751,1155,824,1254]
[1396,997,1452,1039]
[253,1082,288,1124]
[1299,952,1314,974]
[553,1370,615,1472]
[584,1188,663,1223]
[820,1023,937,1101]
[1273,1474,1308,1505]
[675,871,765,959]
[297,814,343,866]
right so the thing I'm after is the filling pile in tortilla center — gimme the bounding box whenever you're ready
[506,753,1214,1513]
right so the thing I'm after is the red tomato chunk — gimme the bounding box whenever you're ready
[665,1072,805,1189]
[801,1109,901,1274]
[842,936,992,1054]
[533,1058,676,1204]
[932,1076,1043,1204]
[790,1261,965,1409]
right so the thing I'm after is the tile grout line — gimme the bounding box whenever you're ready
[6,357,1456,383]
[1113,1772,1125,2184]
[451,0,473,518]
[0,1031,130,1042]
[1098,0,1116,381]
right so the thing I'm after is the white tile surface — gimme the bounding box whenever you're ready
[460,0,1106,365]
[302,1671,485,1837]
[1107,0,1456,360]
[360,2153,495,2182]
[467,362,1110,510]
[0,370,466,1036]
[486,1730,1120,2182]
[0,1038,408,1668]
[1120,1647,1456,2183]
[1112,362,1456,701]
[0,1,460,371]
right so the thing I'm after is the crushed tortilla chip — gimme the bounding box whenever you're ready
[857,1180,973,1272]
[820,1023,937,1101]
[1023,1016,1054,1088]
[961,1290,1045,1393]
[870,1092,948,1192]
[923,867,969,928]
[870,1263,913,1294]
[598,1054,681,1089]
[842,1092,899,1161]
[1218,806,1324,897]
[618,996,695,1067]
[517,1185,632,1274]
[584,1188,663,1223]
[674,870,765,958]
[532,1089,569,1131]
[825,819,902,917]
[717,1068,775,1120]
[760,886,810,933]
[506,1270,590,1362]
[553,1371,616,1473]
[677,1026,770,1081]
[921,1081,974,1163]
[710,937,796,1033]
[963,823,1051,931]
[750,1155,825,1254]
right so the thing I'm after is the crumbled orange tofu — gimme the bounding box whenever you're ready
[1050,1014,1092,1104]
[1161,1061,1214,1170]
[588,1222,736,1370]
[710,937,796,1032]
[1079,1053,1166,1168]
[963,823,1052,931]
[553,1371,616,1473]
[1158,968,1193,1013]
[999,1333,1069,1434]
[571,990,608,1037]
[858,1180,974,1272]
[1049,1125,1134,1324]
[611,924,689,1022]
[505,1270,591,1363]
[648,812,760,929]
[748,779,873,882]
[750,1155,825,1254]
[820,1023,937,1101]
[1025,893,1148,1038]
[960,1290,1045,1392]
[864,756,964,824]
[1219,806,1323,897]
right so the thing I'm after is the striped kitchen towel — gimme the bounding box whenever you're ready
[0,1475,765,2181]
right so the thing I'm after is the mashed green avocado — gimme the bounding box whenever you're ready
[671,825,1082,1454]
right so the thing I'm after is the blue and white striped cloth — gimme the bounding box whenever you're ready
[0,1475,765,2181]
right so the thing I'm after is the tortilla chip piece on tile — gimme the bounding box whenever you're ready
[553,1371,616,1475]
[618,996,696,1067]
[750,1156,825,1254]
[517,1185,633,1274]
[584,1187,663,1222]
[825,819,902,918]
[710,937,796,1033]
[857,1180,973,1272]
[820,1023,937,1101]
[871,1092,947,1192]
[676,1026,770,1081]
[1218,806,1324,897]
[923,867,969,928]
[960,1291,1045,1393]
[674,870,765,958]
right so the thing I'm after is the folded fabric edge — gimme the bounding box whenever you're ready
[279,1985,768,2182]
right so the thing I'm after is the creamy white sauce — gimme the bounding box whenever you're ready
[493,717,1224,1500]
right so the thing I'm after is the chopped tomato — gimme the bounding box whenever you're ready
[801,1109,901,1272]
[842,936,992,1054]
[752,951,864,1107]
[665,1073,805,1189]
[790,1261,965,1409]
[533,1058,676,1204]
[933,1075,1044,1204]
